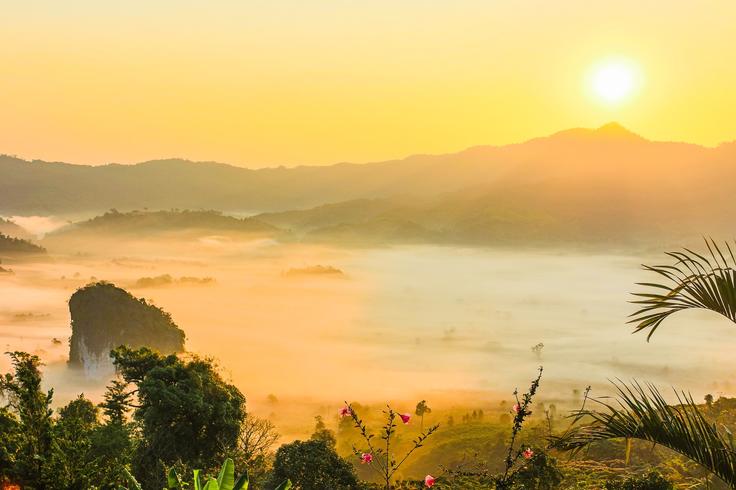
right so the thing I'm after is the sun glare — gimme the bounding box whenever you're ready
[589,59,640,105]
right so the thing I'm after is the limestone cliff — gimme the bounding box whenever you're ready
[68,282,185,377]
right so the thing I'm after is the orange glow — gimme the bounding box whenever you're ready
[1,1,735,167]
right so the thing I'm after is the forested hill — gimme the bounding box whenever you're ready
[47,209,278,239]
[0,233,46,254]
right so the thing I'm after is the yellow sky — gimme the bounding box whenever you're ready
[1,0,735,167]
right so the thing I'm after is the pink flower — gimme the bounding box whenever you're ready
[339,405,352,418]
[512,403,521,414]
[424,475,436,488]
[522,448,534,460]
[399,413,411,424]
[360,452,373,464]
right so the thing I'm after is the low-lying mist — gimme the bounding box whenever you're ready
[1,230,732,438]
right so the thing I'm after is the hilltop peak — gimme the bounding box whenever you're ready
[593,122,644,140]
[544,122,645,143]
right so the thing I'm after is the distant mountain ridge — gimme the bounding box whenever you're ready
[6,123,736,248]
[3,123,734,217]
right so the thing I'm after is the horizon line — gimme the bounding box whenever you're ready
[2,121,732,171]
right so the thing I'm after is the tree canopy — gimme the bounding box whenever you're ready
[111,346,246,489]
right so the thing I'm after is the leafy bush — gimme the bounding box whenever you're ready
[270,439,359,489]
[604,471,674,490]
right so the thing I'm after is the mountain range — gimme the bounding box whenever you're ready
[3,123,735,248]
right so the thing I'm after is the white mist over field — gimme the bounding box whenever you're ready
[2,234,733,423]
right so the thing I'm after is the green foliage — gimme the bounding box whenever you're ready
[91,380,135,487]
[45,395,101,488]
[510,450,563,489]
[0,406,22,482]
[0,353,135,489]
[270,439,360,490]
[161,458,251,490]
[346,403,439,489]
[124,467,143,490]
[0,351,54,488]
[434,368,559,490]
[68,282,186,368]
[552,381,736,487]
[310,415,337,448]
[604,471,674,490]
[112,346,246,489]
[100,378,133,425]
[553,240,736,487]
[494,367,543,490]
[630,239,736,340]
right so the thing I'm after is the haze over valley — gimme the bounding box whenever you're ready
[2,124,734,417]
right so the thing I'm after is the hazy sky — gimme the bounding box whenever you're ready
[2,1,735,167]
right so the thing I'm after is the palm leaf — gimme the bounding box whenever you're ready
[630,239,736,340]
[551,381,736,486]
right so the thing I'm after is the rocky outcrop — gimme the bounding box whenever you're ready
[68,282,185,378]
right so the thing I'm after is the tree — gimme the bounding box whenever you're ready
[99,378,132,424]
[92,379,135,487]
[310,415,336,448]
[415,400,432,431]
[705,393,714,409]
[0,407,21,483]
[232,414,279,488]
[554,241,736,486]
[111,346,246,489]
[45,395,100,489]
[0,352,54,488]
[531,343,544,360]
[269,439,360,490]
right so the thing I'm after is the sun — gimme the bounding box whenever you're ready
[588,59,640,105]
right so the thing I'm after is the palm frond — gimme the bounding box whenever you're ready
[630,238,736,340]
[551,381,736,486]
